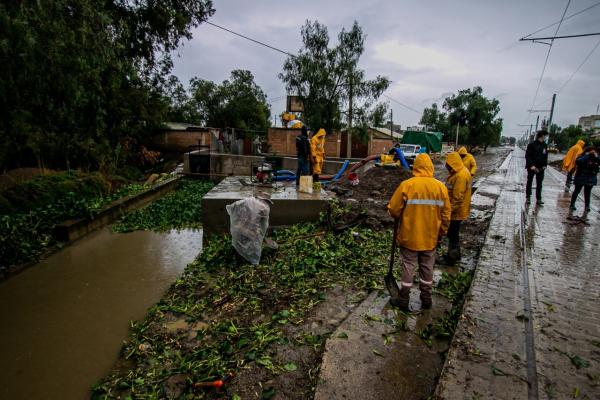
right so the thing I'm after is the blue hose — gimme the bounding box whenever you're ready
[392,148,410,169]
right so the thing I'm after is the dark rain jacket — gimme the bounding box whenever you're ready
[296,134,310,159]
[574,153,600,186]
[525,140,548,169]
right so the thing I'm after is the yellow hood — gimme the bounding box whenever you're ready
[313,128,326,140]
[576,139,585,148]
[413,153,434,177]
[458,146,468,155]
[446,152,464,173]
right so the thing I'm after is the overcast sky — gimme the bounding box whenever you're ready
[172,0,600,138]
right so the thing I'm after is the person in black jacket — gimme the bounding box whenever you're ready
[525,130,549,205]
[569,146,599,213]
[295,126,311,186]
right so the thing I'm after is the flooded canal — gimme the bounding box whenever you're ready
[0,227,202,400]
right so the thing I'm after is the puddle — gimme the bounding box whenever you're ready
[0,227,202,400]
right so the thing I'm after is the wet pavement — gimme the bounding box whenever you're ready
[437,148,600,399]
[0,228,202,400]
[314,154,507,400]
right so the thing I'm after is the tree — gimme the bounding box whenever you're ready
[420,87,502,150]
[188,70,271,131]
[420,103,450,139]
[555,125,585,151]
[0,0,214,171]
[279,20,389,138]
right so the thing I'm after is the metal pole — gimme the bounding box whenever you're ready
[455,123,459,149]
[390,109,393,140]
[535,115,540,132]
[347,74,353,158]
[548,93,556,127]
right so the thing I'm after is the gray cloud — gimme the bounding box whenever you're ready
[172,0,600,138]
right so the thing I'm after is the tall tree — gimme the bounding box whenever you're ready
[0,0,214,171]
[420,87,502,150]
[279,20,389,136]
[189,70,271,131]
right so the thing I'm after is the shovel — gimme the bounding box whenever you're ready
[385,218,402,300]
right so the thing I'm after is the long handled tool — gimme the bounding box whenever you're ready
[385,218,402,300]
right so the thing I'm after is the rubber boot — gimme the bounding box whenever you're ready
[420,289,432,309]
[390,287,410,312]
[312,173,319,183]
[441,243,461,266]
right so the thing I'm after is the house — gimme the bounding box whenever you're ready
[340,127,402,158]
[151,122,215,152]
[578,114,600,137]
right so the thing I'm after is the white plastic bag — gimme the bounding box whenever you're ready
[226,197,271,265]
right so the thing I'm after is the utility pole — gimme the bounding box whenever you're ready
[535,115,540,132]
[390,109,393,139]
[455,123,460,149]
[347,74,353,158]
[548,93,556,128]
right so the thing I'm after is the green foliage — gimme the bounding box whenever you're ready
[113,179,215,232]
[279,20,390,133]
[94,210,393,398]
[554,125,586,151]
[419,270,474,346]
[0,172,154,274]
[421,87,502,148]
[0,0,214,171]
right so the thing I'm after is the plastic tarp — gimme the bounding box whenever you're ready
[226,197,270,265]
[401,131,443,153]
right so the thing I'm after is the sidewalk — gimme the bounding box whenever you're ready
[436,148,600,399]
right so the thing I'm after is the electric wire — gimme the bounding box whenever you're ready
[526,0,571,123]
[205,21,296,58]
[521,1,600,39]
[382,94,421,114]
[557,37,600,94]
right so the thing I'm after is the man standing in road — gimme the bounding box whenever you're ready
[442,151,472,265]
[388,153,451,311]
[295,126,311,186]
[562,139,585,192]
[525,130,549,205]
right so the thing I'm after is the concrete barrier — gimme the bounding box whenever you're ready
[54,176,181,243]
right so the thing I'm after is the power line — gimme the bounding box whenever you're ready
[520,32,600,41]
[521,1,600,40]
[528,0,571,119]
[205,21,296,58]
[382,94,421,114]
[557,37,600,94]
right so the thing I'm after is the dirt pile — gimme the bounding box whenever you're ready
[328,166,413,230]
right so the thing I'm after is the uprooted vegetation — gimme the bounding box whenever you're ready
[93,212,392,399]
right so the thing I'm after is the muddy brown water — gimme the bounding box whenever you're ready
[0,227,202,400]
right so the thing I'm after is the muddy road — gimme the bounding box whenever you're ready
[0,228,202,400]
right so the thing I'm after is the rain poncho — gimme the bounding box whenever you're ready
[446,152,472,221]
[388,154,451,251]
[458,147,477,176]
[310,128,326,174]
[562,140,585,172]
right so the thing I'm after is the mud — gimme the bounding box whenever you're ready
[0,227,202,400]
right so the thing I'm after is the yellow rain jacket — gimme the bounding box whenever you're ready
[446,152,472,221]
[310,128,326,174]
[562,140,585,172]
[388,154,451,251]
[458,146,477,176]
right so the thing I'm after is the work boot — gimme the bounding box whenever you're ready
[420,293,432,309]
[390,287,410,312]
[537,198,544,206]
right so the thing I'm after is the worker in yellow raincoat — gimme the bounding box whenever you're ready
[562,139,585,192]
[310,128,326,182]
[458,147,477,176]
[442,152,472,265]
[388,153,451,311]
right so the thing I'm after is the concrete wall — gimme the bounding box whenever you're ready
[268,128,341,158]
[54,177,181,243]
[151,130,213,152]
[207,153,348,178]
